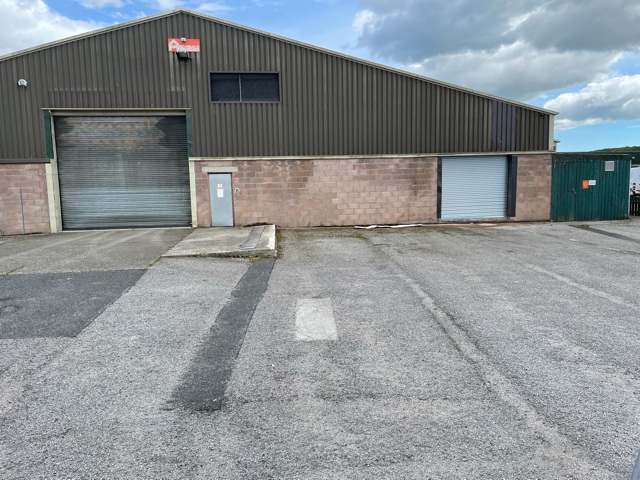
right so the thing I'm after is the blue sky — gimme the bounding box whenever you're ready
[2,0,640,152]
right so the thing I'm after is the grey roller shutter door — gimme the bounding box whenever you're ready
[55,116,191,230]
[441,156,508,220]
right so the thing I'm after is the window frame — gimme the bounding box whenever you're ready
[209,72,282,104]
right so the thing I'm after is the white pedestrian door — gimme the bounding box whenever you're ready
[440,156,508,220]
[209,174,234,226]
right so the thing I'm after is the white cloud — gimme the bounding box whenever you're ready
[147,0,184,9]
[145,0,233,11]
[195,2,232,14]
[544,75,640,130]
[110,10,148,21]
[504,7,542,34]
[355,0,640,60]
[353,0,640,127]
[0,0,104,56]
[80,0,125,8]
[352,9,376,34]
[0,0,233,58]
[407,43,617,102]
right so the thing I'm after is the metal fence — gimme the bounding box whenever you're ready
[631,196,640,216]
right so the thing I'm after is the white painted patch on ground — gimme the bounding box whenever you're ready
[295,298,338,341]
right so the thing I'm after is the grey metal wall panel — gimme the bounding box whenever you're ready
[440,156,508,220]
[55,116,191,229]
[0,11,552,160]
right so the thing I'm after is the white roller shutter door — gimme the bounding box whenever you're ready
[441,156,508,220]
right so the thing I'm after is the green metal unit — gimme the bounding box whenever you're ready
[551,154,631,222]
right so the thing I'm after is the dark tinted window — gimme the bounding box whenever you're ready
[210,73,240,102]
[210,73,280,102]
[241,74,280,102]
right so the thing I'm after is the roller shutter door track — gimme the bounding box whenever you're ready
[441,156,508,221]
[55,116,191,230]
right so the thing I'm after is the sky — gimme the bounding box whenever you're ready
[2,0,640,152]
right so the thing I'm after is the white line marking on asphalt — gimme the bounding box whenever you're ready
[526,264,639,311]
[295,298,338,341]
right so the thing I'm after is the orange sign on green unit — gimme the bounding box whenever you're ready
[168,38,200,52]
[582,180,589,189]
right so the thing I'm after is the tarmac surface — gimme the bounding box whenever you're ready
[1,220,640,479]
[0,270,144,339]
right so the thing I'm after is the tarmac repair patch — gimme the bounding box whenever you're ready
[171,258,275,411]
[0,270,144,339]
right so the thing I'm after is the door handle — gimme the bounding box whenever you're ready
[571,189,576,195]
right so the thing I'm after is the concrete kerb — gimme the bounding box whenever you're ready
[162,225,277,259]
[161,219,638,259]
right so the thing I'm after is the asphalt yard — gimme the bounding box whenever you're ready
[1,221,640,479]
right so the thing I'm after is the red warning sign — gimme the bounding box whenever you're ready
[582,180,589,189]
[167,38,200,52]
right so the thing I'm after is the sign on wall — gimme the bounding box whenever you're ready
[168,38,201,52]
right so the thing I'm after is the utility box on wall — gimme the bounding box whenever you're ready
[551,154,631,222]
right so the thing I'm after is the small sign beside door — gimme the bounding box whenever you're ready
[582,180,596,189]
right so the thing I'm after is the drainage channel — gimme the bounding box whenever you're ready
[241,226,265,250]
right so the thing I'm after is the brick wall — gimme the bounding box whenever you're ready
[195,157,438,227]
[0,164,50,235]
[514,154,552,221]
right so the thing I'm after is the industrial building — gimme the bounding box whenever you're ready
[0,9,556,234]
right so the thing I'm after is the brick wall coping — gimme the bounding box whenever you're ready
[0,158,50,164]
[189,152,552,162]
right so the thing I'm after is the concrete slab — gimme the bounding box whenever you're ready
[0,228,191,274]
[163,225,276,258]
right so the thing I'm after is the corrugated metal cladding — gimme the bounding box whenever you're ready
[55,116,191,229]
[440,156,508,220]
[0,10,552,160]
[551,154,630,222]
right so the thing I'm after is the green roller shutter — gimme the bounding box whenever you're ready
[441,156,508,220]
[55,116,191,230]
